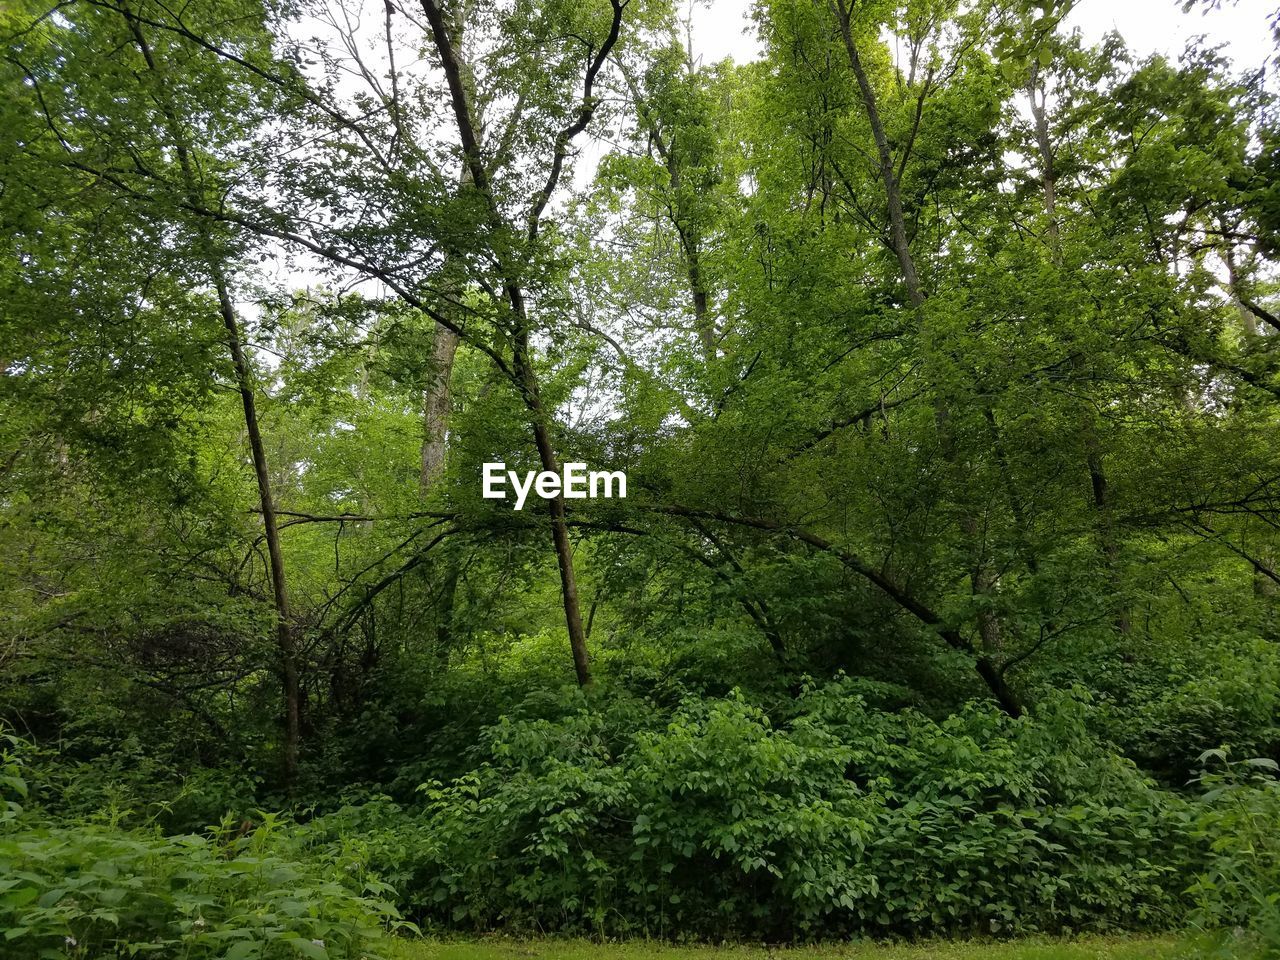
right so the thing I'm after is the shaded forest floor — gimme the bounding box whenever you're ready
[387,936,1181,960]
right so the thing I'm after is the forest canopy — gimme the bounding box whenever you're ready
[3,0,1280,955]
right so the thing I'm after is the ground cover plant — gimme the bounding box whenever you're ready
[385,938,1183,960]
[3,0,1280,955]
[0,730,406,959]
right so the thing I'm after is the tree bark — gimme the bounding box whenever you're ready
[1027,62,1059,252]
[512,307,593,687]
[831,0,1018,712]
[621,65,717,360]
[216,279,302,784]
[419,12,476,497]
[421,318,460,493]
[419,0,621,687]
[682,229,715,361]
[832,4,923,311]
[122,10,301,784]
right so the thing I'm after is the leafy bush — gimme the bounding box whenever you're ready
[794,682,1194,934]
[1093,633,1280,784]
[335,681,1199,939]
[1187,749,1280,959]
[22,736,261,835]
[1,727,30,826]
[0,729,404,960]
[288,796,430,919]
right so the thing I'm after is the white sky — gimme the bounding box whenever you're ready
[688,0,1278,70]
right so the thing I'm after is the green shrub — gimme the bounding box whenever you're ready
[1,727,29,826]
[23,737,261,835]
[288,796,430,919]
[793,682,1194,932]
[0,819,404,959]
[340,681,1198,939]
[0,728,405,960]
[1187,749,1280,959]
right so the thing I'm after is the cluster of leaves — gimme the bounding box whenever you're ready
[3,0,1280,949]
[1187,750,1280,960]
[306,681,1201,939]
[0,730,404,960]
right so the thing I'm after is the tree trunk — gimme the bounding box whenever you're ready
[834,8,924,310]
[420,0,612,687]
[832,0,1018,713]
[1027,62,1060,251]
[684,233,715,361]
[622,64,716,360]
[216,280,302,784]
[1028,61,1129,635]
[122,10,301,785]
[512,311,593,686]
[420,129,475,495]
[421,323,460,494]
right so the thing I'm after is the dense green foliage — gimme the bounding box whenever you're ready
[310,685,1194,938]
[1,731,404,959]
[386,940,1181,960]
[1185,751,1280,959]
[3,0,1280,952]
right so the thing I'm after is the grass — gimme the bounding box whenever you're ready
[384,935,1183,960]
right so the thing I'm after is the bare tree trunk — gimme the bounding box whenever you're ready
[419,97,476,497]
[123,11,301,784]
[216,280,302,784]
[621,64,716,360]
[683,231,715,361]
[413,20,474,657]
[419,0,621,687]
[832,7,923,311]
[421,324,460,493]
[1027,62,1059,251]
[512,308,593,687]
[832,0,1018,713]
